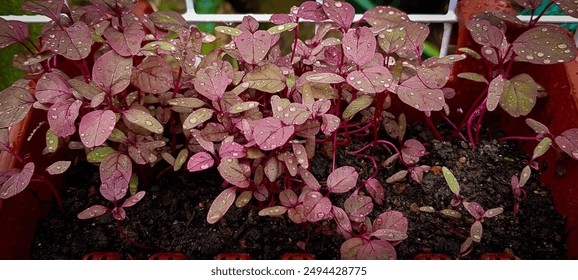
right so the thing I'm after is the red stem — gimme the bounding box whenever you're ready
[115,219,155,250]
[31,177,64,213]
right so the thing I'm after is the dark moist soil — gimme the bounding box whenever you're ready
[30,125,567,260]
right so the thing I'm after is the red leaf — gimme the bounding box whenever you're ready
[358,239,396,260]
[340,237,364,260]
[22,0,64,22]
[132,56,173,93]
[219,142,246,159]
[401,139,426,157]
[346,66,392,94]
[36,73,73,104]
[303,191,332,222]
[297,2,328,21]
[79,110,116,148]
[298,166,321,191]
[93,50,133,95]
[513,25,576,65]
[217,159,250,188]
[466,19,505,48]
[91,0,138,16]
[364,178,384,205]
[253,117,295,151]
[332,206,352,238]
[186,152,214,172]
[343,27,376,66]
[344,193,373,223]
[280,103,311,125]
[279,189,298,207]
[0,162,35,199]
[48,100,82,138]
[396,76,445,111]
[194,67,231,101]
[45,22,92,60]
[463,201,485,219]
[207,187,236,224]
[321,114,340,135]
[104,23,145,56]
[327,166,358,194]
[121,191,146,208]
[555,128,578,160]
[322,0,355,30]
[237,16,259,33]
[0,18,29,48]
[0,86,35,128]
[373,210,408,234]
[77,205,108,220]
[234,30,272,64]
[99,153,132,201]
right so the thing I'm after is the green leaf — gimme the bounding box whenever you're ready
[267,23,297,35]
[46,161,71,175]
[343,94,373,119]
[87,147,116,164]
[533,137,552,159]
[458,47,481,59]
[215,26,243,36]
[45,129,58,154]
[129,173,139,196]
[442,166,460,195]
[440,209,462,218]
[243,63,286,93]
[174,149,189,171]
[499,74,538,117]
[183,108,213,130]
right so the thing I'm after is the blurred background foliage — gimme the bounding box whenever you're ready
[1,0,451,91]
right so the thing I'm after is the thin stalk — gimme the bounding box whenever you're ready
[424,113,443,141]
[498,135,538,142]
[31,177,64,213]
[289,18,300,66]
[439,112,467,142]
[115,219,155,250]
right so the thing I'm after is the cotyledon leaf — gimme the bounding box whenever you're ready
[442,166,460,195]
[342,94,373,119]
[87,147,116,164]
[183,108,214,131]
[267,23,298,35]
[46,161,72,175]
[533,137,552,159]
[207,187,236,224]
[513,25,576,65]
[123,107,163,134]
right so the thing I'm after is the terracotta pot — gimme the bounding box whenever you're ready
[214,253,252,260]
[148,253,188,260]
[280,253,316,260]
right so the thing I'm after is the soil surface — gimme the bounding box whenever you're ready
[31,125,567,260]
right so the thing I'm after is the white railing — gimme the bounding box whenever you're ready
[2,0,578,56]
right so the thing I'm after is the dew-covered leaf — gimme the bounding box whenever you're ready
[228,102,259,114]
[280,103,311,125]
[253,117,294,151]
[374,211,408,235]
[347,66,392,94]
[332,206,352,237]
[358,239,396,260]
[377,26,407,54]
[44,130,58,154]
[183,108,213,130]
[466,19,504,48]
[77,205,108,219]
[525,118,550,134]
[168,97,205,109]
[371,229,408,242]
[403,21,429,51]
[417,64,451,89]
[463,201,485,219]
[22,0,63,21]
[513,25,576,64]
[99,153,132,201]
[322,0,355,30]
[186,151,214,172]
[47,100,82,138]
[513,0,544,9]
[267,23,297,35]
[343,95,373,119]
[279,189,298,207]
[396,77,445,111]
[90,0,137,16]
[207,187,236,224]
[45,22,92,60]
[385,170,407,183]
[299,82,337,99]
[555,128,578,160]
[557,0,578,18]
[321,114,340,135]
[441,166,460,195]
[298,166,321,191]
[0,18,29,48]
[533,137,552,159]
[483,207,504,219]
[470,220,483,243]
[344,193,373,223]
[79,110,117,148]
[146,10,186,33]
[194,67,231,101]
[0,86,35,128]
[217,159,250,188]
[219,142,246,159]
[343,26,376,66]
[457,72,488,84]
[327,166,358,194]
[87,146,116,163]
[244,63,286,93]
[215,26,243,36]
[292,144,308,168]
[364,178,384,205]
[440,209,462,218]
[499,74,538,117]
[303,191,332,222]
[340,237,364,260]
[93,50,132,95]
[234,30,272,65]
[264,157,280,183]
[44,160,70,175]
[297,1,328,21]
[364,6,408,28]
[458,47,482,59]
[258,206,287,217]
[305,73,345,84]
[0,162,34,199]
[235,190,252,208]
[123,107,163,134]
[36,72,72,104]
[402,139,425,159]
[119,191,145,208]
[132,56,172,94]
[103,23,144,57]
[486,75,505,111]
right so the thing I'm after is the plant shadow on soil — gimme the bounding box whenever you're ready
[31,125,567,260]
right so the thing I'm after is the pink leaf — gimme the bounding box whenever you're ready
[270,14,291,24]
[377,26,407,54]
[253,184,269,201]
[186,152,214,172]
[513,25,576,64]
[0,18,29,48]
[280,103,311,125]
[555,128,578,160]
[364,178,384,205]
[340,237,364,260]
[99,153,132,201]
[417,63,451,89]
[219,142,246,159]
[470,221,483,242]
[321,114,340,135]
[303,191,332,222]
[217,159,250,188]
[293,143,308,168]
[373,210,408,234]
[297,2,328,21]
[148,10,187,32]
[46,161,71,175]
[364,6,408,28]
[234,30,272,64]
[237,16,259,33]
[104,23,144,56]
[305,72,345,84]
[264,157,280,182]
[401,139,426,157]
[0,86,35,129]
[207,187,236,224]
[111,207,126,220]
[327,166,358,194]
[466,19,505,48]
[35,73,72,104]
[79,110,116,148]
[332,206,352,238]
[371,229,408,242]
[487,75,505,111]
[463,201,485,219]
[45,22,92,60]
[358,239,396,260]
[92,50,133,95]
[253,117,295,151]
[279,189,298,207]
[344,193,373,223]
[0,162,34,199]
[132,56,173,94]
[194,67,231,101]
[243,63,286,93]
[91,0,138,16]
[557,0,578,17]
[343,26,376,66]
[121,191,146,208]
[22,0,63,22]
[322,0,355,30]
[77,205,108,220]
[298,166,321,191]
[396,76,445,111]
[513,0,546,10]
[346,66,392,94]
[48,100,82,138]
